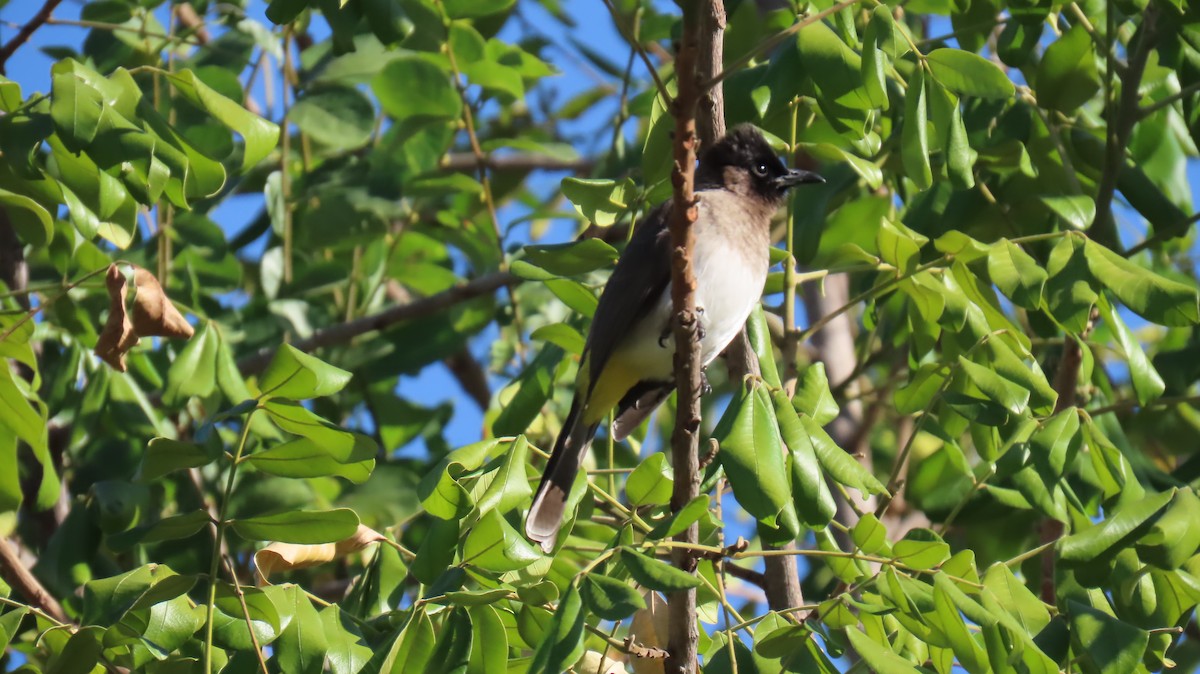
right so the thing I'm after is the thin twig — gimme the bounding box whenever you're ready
[236,271,515,374]
[601,0,672,104]
[0,0,65,74]
[703,0,860,91]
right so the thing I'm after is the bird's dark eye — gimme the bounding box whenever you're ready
[753,163,769,177]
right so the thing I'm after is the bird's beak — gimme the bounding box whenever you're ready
[774,169,825,189]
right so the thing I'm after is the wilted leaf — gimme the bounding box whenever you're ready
[255,525,387,581]
[94,264,138,371]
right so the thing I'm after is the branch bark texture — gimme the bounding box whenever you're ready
[665,5,704,672]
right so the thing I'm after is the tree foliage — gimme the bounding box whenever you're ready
[2,0,1200,672]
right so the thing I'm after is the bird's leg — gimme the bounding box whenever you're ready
[700,370,712,396]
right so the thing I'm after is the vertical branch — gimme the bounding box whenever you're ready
[666,5,703,673]
[1093,7,1158,250]
[279,29,295,284]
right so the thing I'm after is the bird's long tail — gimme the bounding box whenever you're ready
[526,396,598,553]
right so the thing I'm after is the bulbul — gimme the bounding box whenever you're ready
[525,124,824,552]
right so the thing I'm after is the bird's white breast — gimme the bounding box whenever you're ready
[614,193,769,380]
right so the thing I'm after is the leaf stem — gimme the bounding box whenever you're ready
[204,407,259,674]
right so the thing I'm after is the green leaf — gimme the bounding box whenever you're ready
[877,219,928,274]
[47,626,103,674]
[289,84,376,150]
[0,364,47,455]
[263,399,358,460]
[466,604,508,674]
[925,48,1015,99]
[852,514,891,555]
[793,363,839,426]
[528,585,585,674]
[862,19,889,110]
[544,279,598,318]
[0,606,29,652]
[81,564,192,625]
[375,610,435,674]
[140,437,217,481]
[892,528,951,570]
[259,344,353,400]
[443,0,514,18]
[426,608,472,674]
[107,510,212,551]
[418,438,507,520]
[795,20,871,110]
[1137,488,1200,569]
[902,66,933,190]
[529,323,585,355]
[933,231,990,264]
[164,320,218,405]
[0,188,53,247]
[476,435,532,516]
[492,346,562,437]
[845,627,921,673]
[1041,195,1096,230]
[164,69,280,171]
[373,57,460,123]
[1059,489,1174,564]
[895,363,948,414]
[1097,294,1165,405]
[626,453,673,507]
[521,239,619,276]
[713,381,793,526]
[230,509,360,544]
[272,585,328,674]
[560,177,633,227]
[620,548,702,591]
[982,562,1051,636]
[802,414,888,497]
[746,304,782,389]
[1036,24,1101,112]
[985,341,1056,416]
[1067,600,1149,674]
[50,61,105,148]
[461,60,524,101]
[581,574,646,621]
[1084,240,1200,327]
[957,356,1029,416]
[987,239,1047,309]
[462,510,541,573]
[246,435,376,484]
[322,606,373,674]
[773,392,836,529]
[646,495,712,539]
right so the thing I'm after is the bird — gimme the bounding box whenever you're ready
[524,124,825,553]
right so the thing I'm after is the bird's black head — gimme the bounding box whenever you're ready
[695,124,824,204]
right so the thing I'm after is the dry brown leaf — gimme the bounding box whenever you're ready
[94,265,139,372]
[131,266,193,339]
[254,524,387,583]
[628,591,669,674]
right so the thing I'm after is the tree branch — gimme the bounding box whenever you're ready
[665,4,704,671]
[0,0,64,74]
[441,152,593,174]
[0,537,69,624]
[1093,7,1159,250]
[237,272,514,375]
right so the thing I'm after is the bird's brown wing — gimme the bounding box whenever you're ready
[582,201,673,393]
